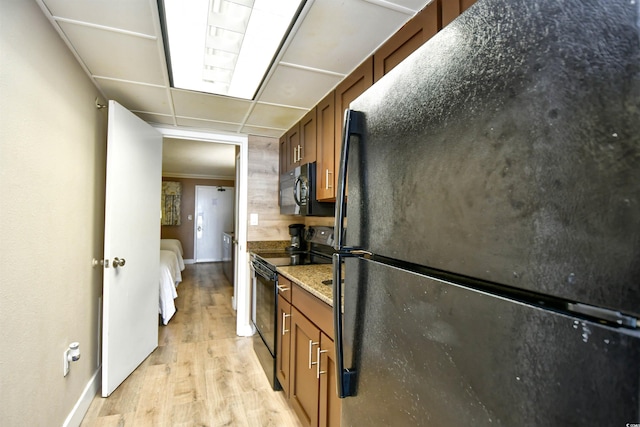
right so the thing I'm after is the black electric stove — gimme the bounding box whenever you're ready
[252,226,335,273]
[250,225,335,390]
[252,248,332,269]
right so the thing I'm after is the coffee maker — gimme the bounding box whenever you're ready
[288,224,306,252]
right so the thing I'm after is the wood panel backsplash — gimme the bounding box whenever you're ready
[247,135,298,241]
[247,135,336,243]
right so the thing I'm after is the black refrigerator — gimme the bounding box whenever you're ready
[331,0,640,425]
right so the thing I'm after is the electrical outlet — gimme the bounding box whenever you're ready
[250,213,259,225]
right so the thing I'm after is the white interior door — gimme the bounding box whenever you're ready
[194,186,234,262]
[102,100,162,397]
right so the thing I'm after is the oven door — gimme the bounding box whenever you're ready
[251,260,277,355]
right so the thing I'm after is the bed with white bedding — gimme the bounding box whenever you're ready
[159,248,183,325]
[160,238,185,271]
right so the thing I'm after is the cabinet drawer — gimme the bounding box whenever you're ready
[278,275,293,302]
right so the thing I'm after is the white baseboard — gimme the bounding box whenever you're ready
[237,322,255,337]
[63,367,101,427]
[184,259,195,264]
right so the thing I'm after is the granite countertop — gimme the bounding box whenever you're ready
[247,240,290,251]
[248,244,341,306]
[277,264,334,306]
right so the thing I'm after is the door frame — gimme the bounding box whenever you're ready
[153,126,253,337]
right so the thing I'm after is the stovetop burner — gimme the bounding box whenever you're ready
[251,226,336,270]
[253,250,332,268]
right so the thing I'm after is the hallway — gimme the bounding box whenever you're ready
[80,263,302,426]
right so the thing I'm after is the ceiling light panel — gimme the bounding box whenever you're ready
[163,0,302,100]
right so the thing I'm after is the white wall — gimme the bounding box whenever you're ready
[0,1,107,425]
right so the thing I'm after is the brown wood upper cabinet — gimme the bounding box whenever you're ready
[373,1,439,82]
[285,122,301,172]
[281,109,317,174]
[299,108,317,165]
[440,0,477,28]
[330,57,373,201]
[316,91,335,201]
[279,134,289,176]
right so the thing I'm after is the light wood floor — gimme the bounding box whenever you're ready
[80,263,302,427]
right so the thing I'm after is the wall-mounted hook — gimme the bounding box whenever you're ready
[95,97,107,110]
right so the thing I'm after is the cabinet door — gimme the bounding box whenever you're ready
[318,333,340,427]
[373,2,438,82]
[287,122,301,171]
[334,57,373,198]
[316,91,336,201]
[300,107,317,165]
[290,307,321,427]
[441,0,476,28]
[276,295,292,397]
[279,134,288,175]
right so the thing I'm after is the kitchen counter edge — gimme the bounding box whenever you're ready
[276,264,334,306]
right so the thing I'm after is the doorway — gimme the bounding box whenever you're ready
[155,126,252,337]
[194,185,235,262]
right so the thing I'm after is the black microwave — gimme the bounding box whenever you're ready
[280,162,335,216]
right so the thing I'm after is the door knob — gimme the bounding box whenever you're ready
[112,257,126,268]
[197,226,202,232]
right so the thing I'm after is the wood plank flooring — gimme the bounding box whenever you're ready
[80,263,303,427]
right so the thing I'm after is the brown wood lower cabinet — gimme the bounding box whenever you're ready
[277,294,292,397]
[291,307,321,427]
[318,332,340,427]
[277,277,341,427]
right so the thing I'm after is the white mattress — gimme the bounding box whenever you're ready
[160,239,185,271]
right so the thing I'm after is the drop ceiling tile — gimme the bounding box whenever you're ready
[95,78,172,115]
[172,89,253,123]
[175,117,244,134]
[245,103,306,130]
[240,125,286,138]
[58,21,166,85]
[42,0,157,35]
[282,0,411,74]
[258,64,342,109]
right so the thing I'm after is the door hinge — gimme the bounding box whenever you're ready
[92,258,109,268]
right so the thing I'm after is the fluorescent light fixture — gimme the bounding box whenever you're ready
[162,0,303,100]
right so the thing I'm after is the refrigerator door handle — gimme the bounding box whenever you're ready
[333,252,358,398]
[334,109,364,251]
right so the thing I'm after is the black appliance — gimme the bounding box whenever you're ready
[288,223,306,251]
[280,162,335,216]
[251,226,335,390]
[332,0,640,425]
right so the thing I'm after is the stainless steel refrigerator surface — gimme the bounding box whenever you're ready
[332,0,640,425]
